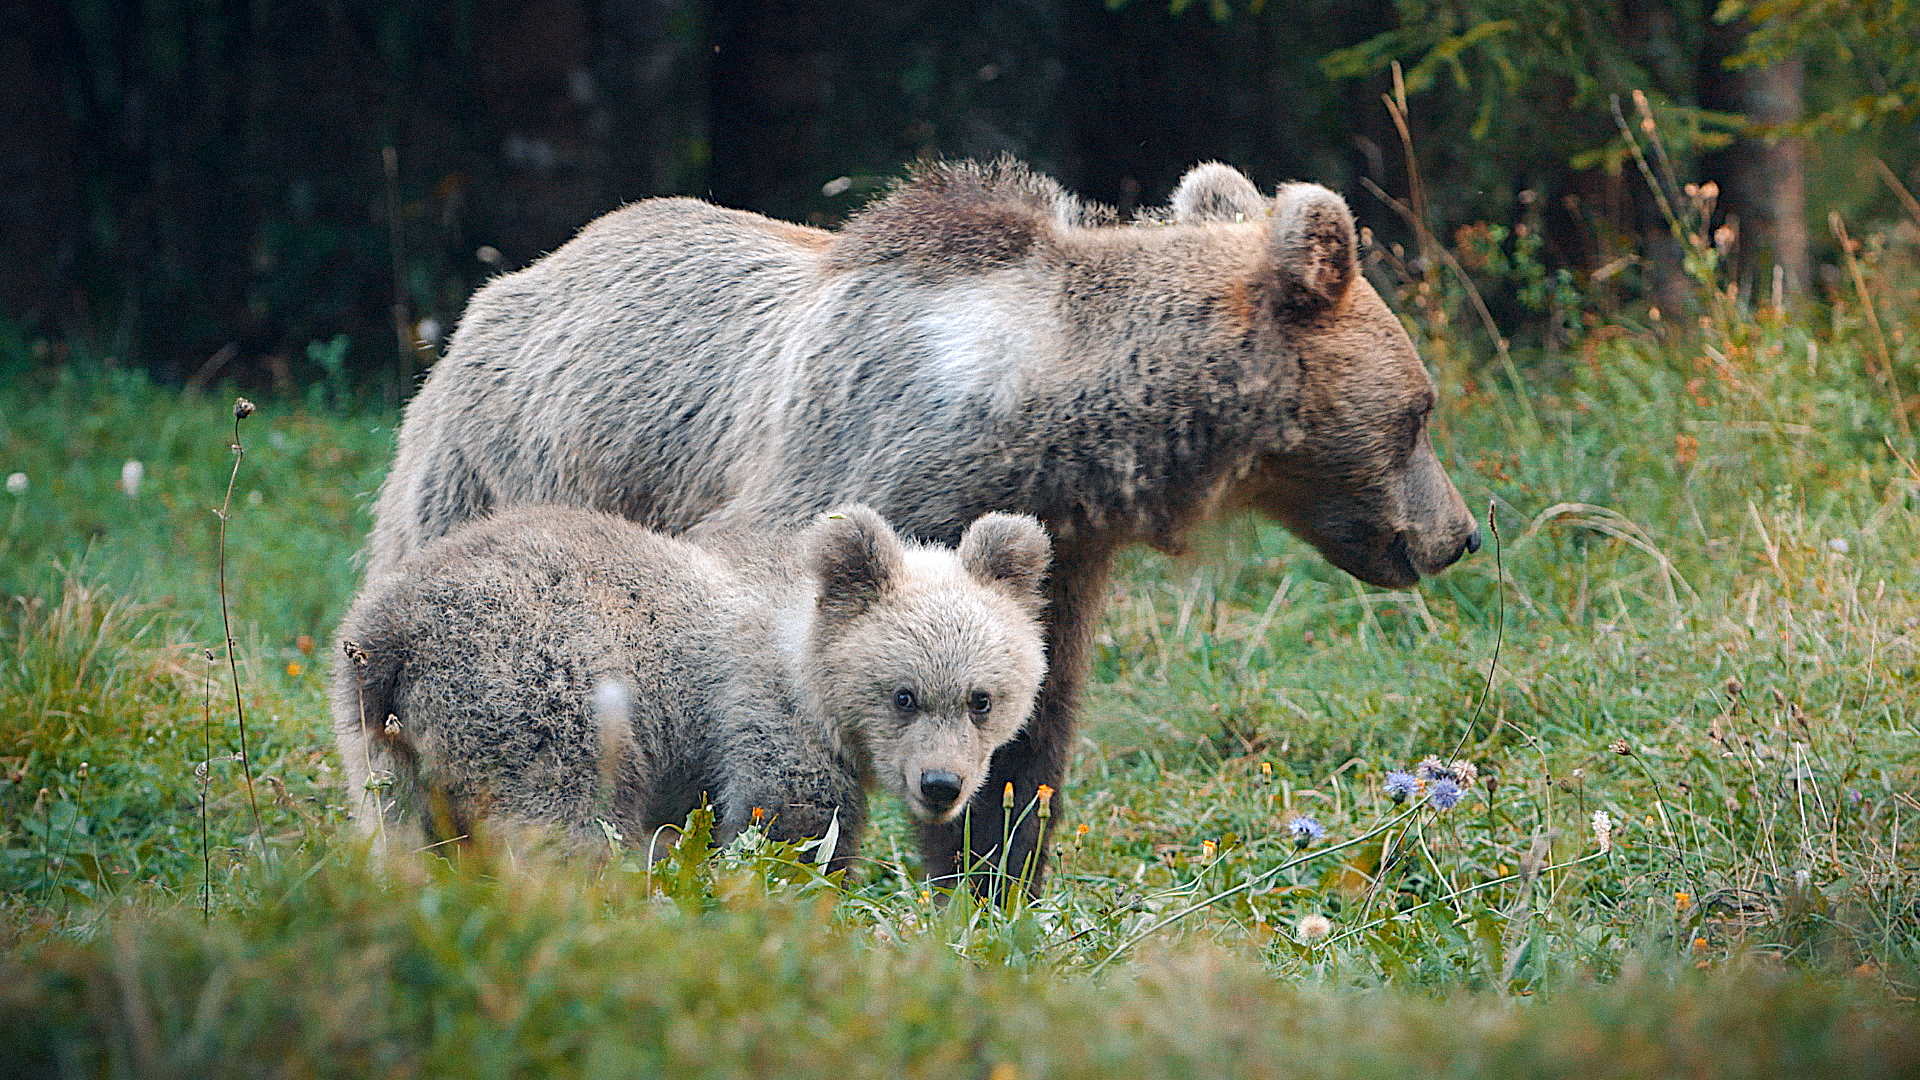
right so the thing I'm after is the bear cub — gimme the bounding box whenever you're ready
[332,504,1050,865]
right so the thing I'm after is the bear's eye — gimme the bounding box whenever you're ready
[893,688,918,713]
[967,691,993,716]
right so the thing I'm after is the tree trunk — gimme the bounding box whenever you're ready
[1703,24,1810,299]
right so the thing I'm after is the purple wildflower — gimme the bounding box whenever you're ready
[1287,815,1327,849]
[1384,771,1419,803]
[1416,755,1455,782]
[1427,779,1464,811]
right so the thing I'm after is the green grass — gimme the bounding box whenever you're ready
[2,252,1918,1073]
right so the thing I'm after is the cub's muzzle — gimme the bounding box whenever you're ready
[918,770,964,816]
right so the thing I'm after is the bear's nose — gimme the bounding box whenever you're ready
[919,771,963,812]
[1464,528,1482,555]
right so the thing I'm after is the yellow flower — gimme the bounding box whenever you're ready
[1201,839,1217,859]
[1003,782,1015,809]
[1675,891,1692,913]
[285,661,304,676]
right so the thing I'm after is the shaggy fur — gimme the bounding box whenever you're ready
[333,505,1050,864]
[356,159,1478,887]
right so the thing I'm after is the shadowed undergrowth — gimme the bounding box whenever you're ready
[4,848,1916,1079]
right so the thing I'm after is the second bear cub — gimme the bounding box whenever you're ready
[332,504,1050,864]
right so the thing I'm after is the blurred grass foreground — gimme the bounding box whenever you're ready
[3,169,1920,1075]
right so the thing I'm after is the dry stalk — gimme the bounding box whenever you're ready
[200,647,214,923]
[218,397,266,849]
[1828,212,1911,437]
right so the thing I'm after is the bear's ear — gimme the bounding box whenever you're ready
[957,513,1052,614]
[808,505,906,624]
[1262,182,1358,317]
[1171,162,1267,224]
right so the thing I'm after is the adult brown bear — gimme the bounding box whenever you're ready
[358,159,1479,889]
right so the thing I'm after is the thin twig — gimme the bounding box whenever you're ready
[1829,212,1911,437]
[200,648,214,924]
[1358,175,1538,428]
[1452,501,1505,760]
[218,398,266,850]
[1611,95,1682,233]
[1874,158,1920,229]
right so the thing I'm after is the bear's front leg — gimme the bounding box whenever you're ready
[717,787,866,870]
[714,753,868,871]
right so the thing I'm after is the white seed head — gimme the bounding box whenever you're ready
[119,459,144,498]
[5,472,25,496]
[1296,914,1334,943]
[1592,809,1614,854]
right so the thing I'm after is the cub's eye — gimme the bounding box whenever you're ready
[893,688,918,713]
[967,691,993,716]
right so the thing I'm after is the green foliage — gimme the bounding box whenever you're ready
[1721,0,1920,133]
[1322,0,1739,152]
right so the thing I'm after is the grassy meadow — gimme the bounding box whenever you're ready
[2,213,1919,1075]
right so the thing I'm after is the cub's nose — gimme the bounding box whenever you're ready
[1464,528,1483,555]
[919,770,964,813]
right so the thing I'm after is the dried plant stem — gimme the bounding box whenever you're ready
[1452,501,1505,760]
[218,399,266,850]
[1359,174,1536,426]
[1872,158,1920,229]
[1364,94,1538,431]
[1616,737,1699,888]
[1385,63,1431,262]
[1610,93,1740,330]
[1829,212,1911,437]
[200,648,215,923]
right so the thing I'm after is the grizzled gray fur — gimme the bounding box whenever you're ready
[334,505,1050,862]
[356,158,1478,887]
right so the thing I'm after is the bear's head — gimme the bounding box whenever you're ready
[802,505,1050,822]
[1174,164,1481,589]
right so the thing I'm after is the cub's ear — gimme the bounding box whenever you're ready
[808,505,906,624]
[1171,162,1267,224]
[1262,182,1357,316]
[957,513,1051,614]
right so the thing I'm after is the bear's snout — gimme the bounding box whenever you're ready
[918,770,964,815]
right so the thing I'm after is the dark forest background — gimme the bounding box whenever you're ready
[2,0,1914,393]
